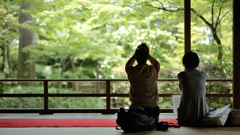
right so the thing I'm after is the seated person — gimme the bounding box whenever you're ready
[177,51,209,126]
[125,43,160,123]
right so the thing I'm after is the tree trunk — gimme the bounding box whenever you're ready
[17,4,36,79]
[0,45,5,73]
[210,27,223,61]
[7,45,12,71]
[0,45,5,93]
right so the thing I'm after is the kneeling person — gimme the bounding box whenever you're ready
[125,43,160,123]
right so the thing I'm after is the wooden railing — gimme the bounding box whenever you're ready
[0,79,233,114]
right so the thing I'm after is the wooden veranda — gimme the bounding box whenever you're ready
[0,0,239,114]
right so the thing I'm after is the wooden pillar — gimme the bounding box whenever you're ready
[233,0,240,109]
[184,0,191,54]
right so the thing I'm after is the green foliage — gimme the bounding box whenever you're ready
[0,1,20,44]
[1,0,233,80]
[0,0,21,78]
[199,62,232,108]
[20,0,127,79]
[0,0,234,109]
[0,85,105,109]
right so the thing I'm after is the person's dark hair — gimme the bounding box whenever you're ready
[182,51,199,68]
[135,43,149,65]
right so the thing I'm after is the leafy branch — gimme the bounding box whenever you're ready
[145,0,232,61]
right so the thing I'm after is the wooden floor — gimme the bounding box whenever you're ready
[1,113,240,135]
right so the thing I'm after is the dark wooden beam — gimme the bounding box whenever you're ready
[184,0,191,53]
[0,93,233,98]
[0,108,173,114]
[110,94,233,97]
[233,0,240,109]
[0,78,233,82]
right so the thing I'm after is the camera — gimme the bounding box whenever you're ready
[156,121,168,130]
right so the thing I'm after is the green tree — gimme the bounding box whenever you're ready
[17,2,36,79]
[0,1,20,78]
[145,0,232,62]
[104,0,185,70]
[0,0,20,93]
[21,0,127,79]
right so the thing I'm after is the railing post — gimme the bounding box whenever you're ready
[105,80,111,113]
[40,80,52,115]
